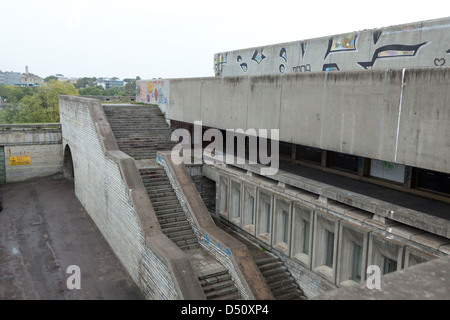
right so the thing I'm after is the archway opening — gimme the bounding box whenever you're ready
[63,144,74,181]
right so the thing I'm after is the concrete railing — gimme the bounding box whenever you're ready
[315,254,450,300]
[158,151,275,300]
[0,123,61,131]
[59,96,205,300]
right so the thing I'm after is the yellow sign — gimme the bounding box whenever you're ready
[10,156,31,166]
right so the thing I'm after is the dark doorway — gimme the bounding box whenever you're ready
[63,144,74,181]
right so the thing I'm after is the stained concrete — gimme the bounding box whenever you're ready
[0,178,144,300]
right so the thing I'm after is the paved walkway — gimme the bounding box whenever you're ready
[0,178,144,300]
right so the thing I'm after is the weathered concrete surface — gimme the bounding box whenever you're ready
[167,67,450,175]
[0,124,63,183]
[214,17,450,76]
[0,178,144,300]
[315,254,450,300]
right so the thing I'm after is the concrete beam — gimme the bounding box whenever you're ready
[315,254,450,300]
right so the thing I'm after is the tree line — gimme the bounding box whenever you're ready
[0,76,140,124]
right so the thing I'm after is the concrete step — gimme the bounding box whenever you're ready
[153,207,185,216]
[258,261,284,272]
[205,286,239,300]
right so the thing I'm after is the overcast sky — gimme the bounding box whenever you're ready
[1,0,449,80]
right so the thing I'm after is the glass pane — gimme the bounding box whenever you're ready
[383,257,397,274]
[282,211,289,244]
[325,230,334,268]
[266,204,271,233]
[250,197,254,224]
[351,243,363,281]
[302,220,310,255]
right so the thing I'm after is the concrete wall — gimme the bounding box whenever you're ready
[214,17,450,76]
[166,67,450,175]
[59,96,205,300]
[204,162,450,298]
[0,124,63,183]
[136,79,170,116]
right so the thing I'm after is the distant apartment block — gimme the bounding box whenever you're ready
[0,70,21,85]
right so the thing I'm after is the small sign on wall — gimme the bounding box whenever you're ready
[10,156,31,166]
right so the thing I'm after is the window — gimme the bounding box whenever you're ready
[242,186,256,234]
[229,181,241,224]
[297,145,322,164]
[325,230,335,268]
[257,191,272,244]
[329,151,359,173]
[351,243,363,281]
[302,221,310,255]
[414,168,450,195]
[282,210,289,244]
[265,203,271,233]
[383,256,397,274]
[291,205,313,267]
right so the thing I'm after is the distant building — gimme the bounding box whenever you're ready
[21,66,44,86]
[54,74,78,85]
[96,78,124,90]
[0,70,21,85]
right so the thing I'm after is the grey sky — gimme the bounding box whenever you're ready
[1,0,448,80]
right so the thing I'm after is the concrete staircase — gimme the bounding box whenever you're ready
[199,269,241,300]
[255,254,306,300]
[103,105,176,160]
[140,166,240,299]
[104,104,241,300]
[139,166,200,251]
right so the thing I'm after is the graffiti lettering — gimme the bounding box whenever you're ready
[357,42,427,69]
[292,64,311,73]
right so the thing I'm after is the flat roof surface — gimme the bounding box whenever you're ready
[0,178,144,300]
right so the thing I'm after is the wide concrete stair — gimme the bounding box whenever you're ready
[104,103,241,300]
[255,254,306,300]
[103,105,176,160]
[139,166,200,251]
[198,269,241,300]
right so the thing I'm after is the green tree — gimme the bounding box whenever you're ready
[16,80,79,123]
[103,86,127,96]
[44,75,58,82]
[123,76,140,96]
[0,85,36,103]
[79,85,104,96]
[75,77,97,89]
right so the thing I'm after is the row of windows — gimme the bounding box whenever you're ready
[218,176,437,286]
[170,120,450,201]
[280,142,450,199]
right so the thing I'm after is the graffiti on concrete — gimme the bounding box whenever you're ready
[325,34,357,59]
[279,48,287,62]
[322,63,340,72]
[434,58,446,66]
[214,18,450,76]
[237,55,248,72]
[357,42,427,69]
[251,50,267,65]
[292,64,311,73]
